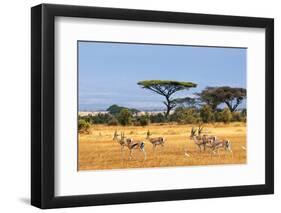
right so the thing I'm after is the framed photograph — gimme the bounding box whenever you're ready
[31,3,274,209]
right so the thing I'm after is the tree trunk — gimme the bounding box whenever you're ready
[164,96,173,118]
[225,101,235,112]
[165,105,172,118]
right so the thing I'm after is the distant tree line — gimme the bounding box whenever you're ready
[78,83,247,131]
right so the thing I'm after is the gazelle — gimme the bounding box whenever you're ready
[113,130,128,158]
[209,139,232,155]
[189,127,206,151]
[189,127,216,151]
[123,132,146,160]
[113,131,146,160]
[146,130,165,151]
[197,126,216,150]
[197,125,232,155]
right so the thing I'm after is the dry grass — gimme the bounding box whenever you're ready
[78,122,246,171]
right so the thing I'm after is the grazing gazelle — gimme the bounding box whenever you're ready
[189,127,215,151]
[123,132,146,160]
[209,139,233,155]
[146,130,165,151]
[197,126,216,150]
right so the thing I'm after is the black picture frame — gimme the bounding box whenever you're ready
[31,3,274,209]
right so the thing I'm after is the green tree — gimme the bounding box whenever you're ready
[107,116,119,126]
[214,111,222,122]
[137,80,197,118]
[171,107,199,124]
[134,114,150,126]
[149,113,166,123]
[200,105,214,123]
[91,113,112,124]
[197,86,246,112]
[221,108,232,123]
[196,87,222,110]
[231,111,242,122]
[117,109,133,126]
[241,108,247,122]
[78,119,91,134]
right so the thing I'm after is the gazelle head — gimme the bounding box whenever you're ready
[225,140,232,151]
[198,125,204,136]
[146,130,151,139]
[121,132,126,140]
[113,130,119,140]
[190,127,197,139]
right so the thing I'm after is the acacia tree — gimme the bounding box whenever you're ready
[137,80,197,117]
[196,87,221,110]
[198,86,246,112]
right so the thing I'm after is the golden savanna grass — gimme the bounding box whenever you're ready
[78,122,246,171]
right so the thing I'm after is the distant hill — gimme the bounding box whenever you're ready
[106,104,140,115]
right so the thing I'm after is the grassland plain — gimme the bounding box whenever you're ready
[78,122,246,171]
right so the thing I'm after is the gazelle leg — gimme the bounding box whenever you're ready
[215,147,221,157]
[120,146,124,159]
[142,149,147,160]
[211,148,216,157]
[129,149,135,160]
[210,149,214,157]
[129,150,132,160]
[228,149,233,158]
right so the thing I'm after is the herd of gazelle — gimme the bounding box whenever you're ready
[113,131,147,160]
[189,126,232,156]
[113,125,232,160]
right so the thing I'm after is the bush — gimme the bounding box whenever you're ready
[231,111,242,122]
[117,109,133,126]
[241,108,247,122]
[150,113,166,123]
[200,105,214,123]
[134,114,150,126]
[91,113,112,124]
[214,110,222,122]
[170,107,199,124]
[221,108,232,123]
[107,116,119,126]
[78,119,91,134]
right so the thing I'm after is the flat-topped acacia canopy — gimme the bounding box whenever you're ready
[138,80,197,88]
[137,80,197,117]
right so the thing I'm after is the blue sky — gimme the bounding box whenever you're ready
[78,41,246,111]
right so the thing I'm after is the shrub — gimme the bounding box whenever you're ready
[134,114,150,126]
[200,105,214,123]
[221,108,232,123]
[241,108,247,122]
[170,107,199,124]
[107,116,119,126]
[91,113,112,124]
[150,113,166,123]
[78,119,91,134]
[117,109,133,126]
[231,111,242,122]
[214,110,222,122]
